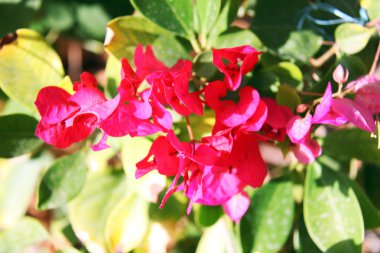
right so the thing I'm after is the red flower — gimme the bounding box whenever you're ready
[212,45,261,91]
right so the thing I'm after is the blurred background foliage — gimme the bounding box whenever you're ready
[0,0,380,252]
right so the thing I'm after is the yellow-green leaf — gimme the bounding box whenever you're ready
[335,23,375,55]
[0,29,64,112]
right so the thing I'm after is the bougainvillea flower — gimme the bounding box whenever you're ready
[213,45,261,91]
[312,83,375,132]
[222,191,250,223]
[204,81,264,130]
[292,135,322,164]
[346,75,380,114]
[260,98,293,141]
[286,114,312,144]
[35,72,120,149]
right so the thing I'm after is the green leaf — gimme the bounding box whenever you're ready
[278,30,323,63]
[323,129,380,164]
[297,213,322,253]
[0,29,64,112]
[105,193,149,252]
[252,71,281,97]
[105,54,121,98]
[197,0,221,38]
[335,23,375,55]
[105,16,188,66]
[0,152,53,227]
[131,0,194,38]
[196,218,240,253]
[250,0,308,49]
[196,205,223,227]
[276,85,301,111]
[214,27,263,50]
[0,0,42,37]
[267,62,303,89]
[362,0,380,20]
[75,3,111,41]
[240,179,295,253]
[193,51,218,80]
[207,0,239,48]
[0,217,49,253]
[0,114,42,158]
[304,163,364,252]
[37,152,87,210]
[41,1,74,32]
[69,169,126,251]
[349,178,380,230]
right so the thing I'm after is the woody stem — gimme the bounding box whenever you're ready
[186,116,194,141]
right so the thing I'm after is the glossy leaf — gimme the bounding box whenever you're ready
[276,85,301,111]
[206,0,239,48]
[37,152,87,210]
[105,193,149,252]
[0,217,49,253]
[0,153,53,227]
[105,16,188,66]
[197,0,221,38]
[196,205,224,227]
[214,28,263,50]
[304,163,364,252]
[278,30,322,63]
[335,23,375,55]
[69,169,126,251]
[250,0,308,49]
[268,62,303,89]
[323,129,380,164]
[0,29,64,112]
[0,114,42,158]
[130,0,194,38]
[196,218,240,253]
[362,0,380,20]
[240,179,294,253]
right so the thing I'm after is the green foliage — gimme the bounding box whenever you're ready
[304,163,364,252]
[0,29,64,113]
[240,179,295,253]
[0,217,49,253]
[37,152,87,210]
[323,129,380,164]
[335,23,376,55]
[0,114,42,158]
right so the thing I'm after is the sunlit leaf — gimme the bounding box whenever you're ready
[37,152,87,210]
[0,153,53,227]
[196,205,223,227]
[0,217,49,253]
[0,114,42,158]
[304,163,364,252]
[278,30,322,63]
[335,23,375,55]
[105,193,149,252]
[196,218,240,253]
[267,62,303,89]
[130,0,194,38]
[240,179,294,253]
[197,0,221,38]
[362,0,380,20]
[0,29,64,113]
[69,169,126,252]
[214,28,263,50]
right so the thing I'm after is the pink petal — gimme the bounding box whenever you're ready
[222,191,250,223]
[312,82,332,123]
[332,98,375,132]
[292,138,321,164]
[91,133,110,151]
[333,65,348,84]
[286,114,312,143]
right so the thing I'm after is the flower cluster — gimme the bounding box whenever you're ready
[35,44,379,222]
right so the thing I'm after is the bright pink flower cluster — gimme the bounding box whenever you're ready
[35,45,378,222]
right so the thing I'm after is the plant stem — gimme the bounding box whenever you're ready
[186,116,194,141]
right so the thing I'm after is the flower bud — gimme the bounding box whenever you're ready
[333,64,349,84]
